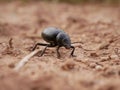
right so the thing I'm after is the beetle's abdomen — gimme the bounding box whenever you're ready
[41,27,63,43]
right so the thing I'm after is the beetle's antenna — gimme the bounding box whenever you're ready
[71,41,83,44]
[72,42,95,51]
[78,45,95,51]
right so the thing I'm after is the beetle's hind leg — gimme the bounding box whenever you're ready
[32,43,57,56]
[32,43,50,51]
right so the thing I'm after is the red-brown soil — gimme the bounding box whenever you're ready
[0,1,120,90]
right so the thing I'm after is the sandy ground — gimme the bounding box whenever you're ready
[0,1,120,90]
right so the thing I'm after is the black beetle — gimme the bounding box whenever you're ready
[32,27,75,58]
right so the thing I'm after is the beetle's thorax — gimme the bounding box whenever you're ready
[56,32,71,49]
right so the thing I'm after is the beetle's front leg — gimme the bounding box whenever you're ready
[56,46,61,58]
[70,46,76,57]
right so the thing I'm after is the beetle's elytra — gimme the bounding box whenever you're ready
[32,27,75,58]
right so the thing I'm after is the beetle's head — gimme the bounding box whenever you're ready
[62,38,71,49]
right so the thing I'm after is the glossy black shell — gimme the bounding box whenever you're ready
[42,27,63,43]
[41,27,71,48]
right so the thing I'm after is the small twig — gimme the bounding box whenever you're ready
[14,50,41,71]
[9,38,13,49]
[99,42,110,50]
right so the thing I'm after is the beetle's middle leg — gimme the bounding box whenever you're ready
[39,45,48,56]
[40,43,58,56]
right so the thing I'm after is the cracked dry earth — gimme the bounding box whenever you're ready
[0,1,120,90]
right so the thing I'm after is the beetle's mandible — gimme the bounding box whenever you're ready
[32,27,75,58]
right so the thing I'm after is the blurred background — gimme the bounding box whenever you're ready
[0,0,120,4]
[0,0,120,90]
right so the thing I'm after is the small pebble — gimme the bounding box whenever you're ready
[8,63,15,68]
[90,53,98,57]
[95,65,103,71]
[61,63,75,71]
[82,58,89,63]
[100,56,109,62]
[94,37,101,43]
[89,63,96,68]
[110,55,118,60]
